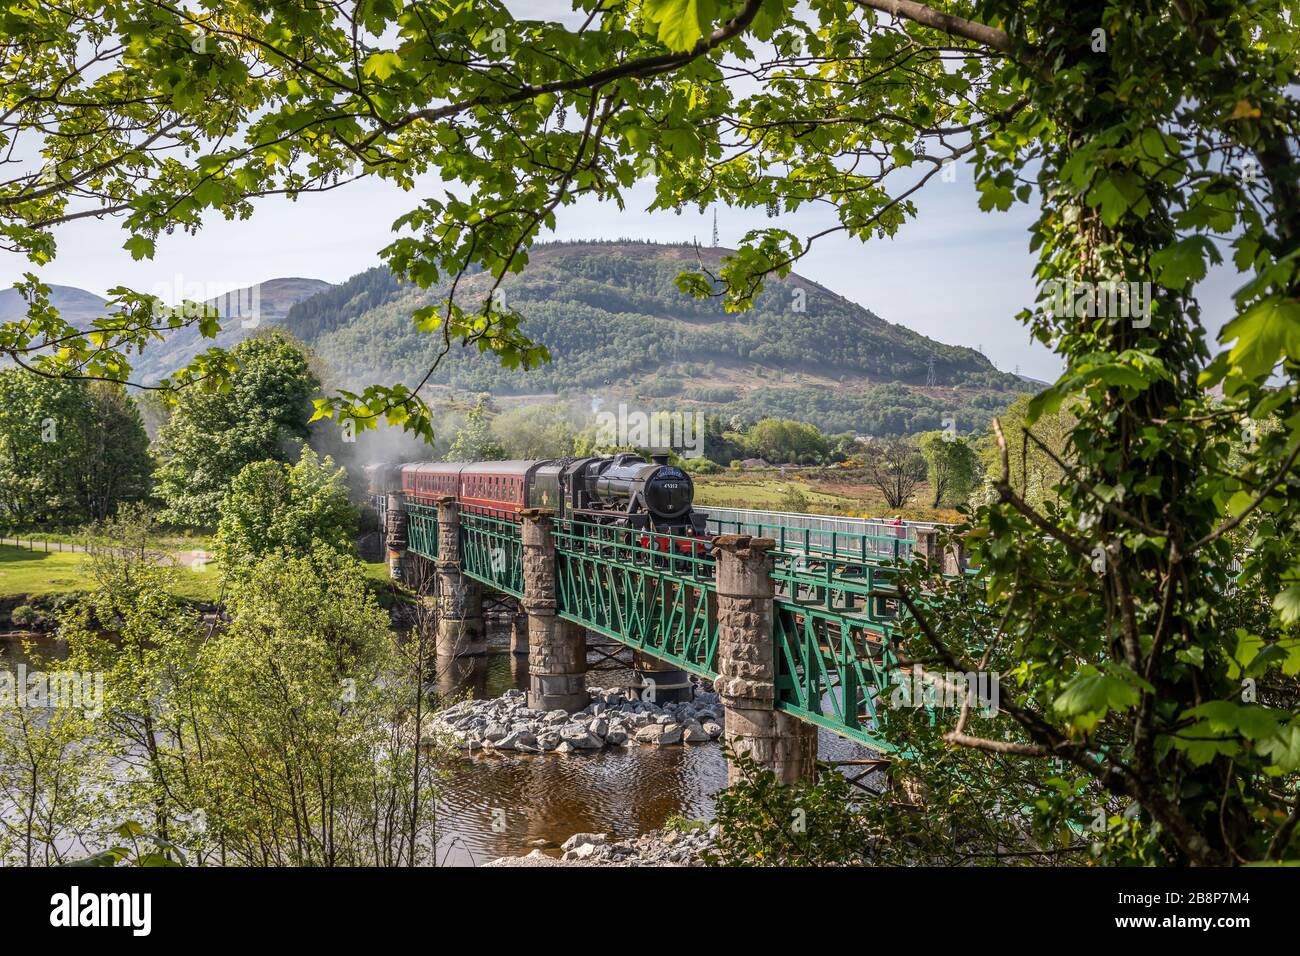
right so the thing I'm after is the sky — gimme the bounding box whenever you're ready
[0,0,1248,387]
[0,159,1073,379]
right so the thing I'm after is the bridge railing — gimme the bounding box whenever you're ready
[552,518,719,677]
[704,511,916,564]
[459,508,524,598]
[703,506,936,562]
[772,602,902,751]
[405,502,439,559]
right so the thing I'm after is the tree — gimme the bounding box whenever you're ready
[8,0,1300,864]
[446,397,504,461]
[192,548,449,865]
[214,447,358,577]
[490,403,577,459]
[864,439,927,510]
[919,431,979,508]
[745,418,829,464]
[74,383,152,521]
[0,371,150,524]
[973,394,1073,510]
[153,334,318,528]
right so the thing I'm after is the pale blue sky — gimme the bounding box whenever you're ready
[0,0,1247,385]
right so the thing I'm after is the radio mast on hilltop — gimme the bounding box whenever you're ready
[712,208,719,247]
[925,355,936,386]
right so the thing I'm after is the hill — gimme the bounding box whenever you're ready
[129,277,331,381]
[0,278,330,384]
[285,241,1028,436]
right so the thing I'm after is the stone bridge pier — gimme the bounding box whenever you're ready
[433,497,486,658]
[713,535,817,785]
[521,509,587,712]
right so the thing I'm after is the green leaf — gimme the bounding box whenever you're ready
[644,0,718,52]
[1053,666,1141,721]
[1272,585,1300,625]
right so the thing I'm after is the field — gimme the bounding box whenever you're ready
[692,467,963,523]
[0,544,393,603]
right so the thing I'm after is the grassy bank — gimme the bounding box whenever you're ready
[0,544,392,604]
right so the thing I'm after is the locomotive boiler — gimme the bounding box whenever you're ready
[377,452,710,548]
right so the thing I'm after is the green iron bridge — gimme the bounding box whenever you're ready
[399,501,958,753]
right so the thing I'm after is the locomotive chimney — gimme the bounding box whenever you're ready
[650,453,669,465]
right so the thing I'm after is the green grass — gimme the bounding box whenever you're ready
[0,543,398,606]
[0,544,220,601]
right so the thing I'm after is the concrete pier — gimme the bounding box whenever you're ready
[521,509,587,712]
[511,604,529,656]
[712,535,817,785]
[914,528,967,575]
[434,497,486,658]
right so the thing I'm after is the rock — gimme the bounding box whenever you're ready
[561,832,610,851]
[496,730,535,751]
[606,728,628,745]
[653,724,683,745]
[483,723,509,743]
[538,731,562,751]
[702,721,723,738]
[588,718,609,738]
[560,722,593,742]
[555,741,575,754]
[634,724,664,743]
[562,843,599,861]
[544,709,569,724]
[682,722,710,743]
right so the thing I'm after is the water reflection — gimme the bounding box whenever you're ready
[3,624,879,868]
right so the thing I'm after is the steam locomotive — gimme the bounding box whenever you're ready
[373,453,711,553]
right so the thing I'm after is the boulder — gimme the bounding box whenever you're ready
[561,832,610,851]
[702,721,723,738]
[653,724,683,745]
[682,722,710,743]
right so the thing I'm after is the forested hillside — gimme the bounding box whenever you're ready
[287,241,1028,436]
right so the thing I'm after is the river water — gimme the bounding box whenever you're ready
[1,624,877,867]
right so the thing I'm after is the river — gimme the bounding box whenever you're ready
[1,623,877,867]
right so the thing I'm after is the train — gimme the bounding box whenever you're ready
[371,453,712,554]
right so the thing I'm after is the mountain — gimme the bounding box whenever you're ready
[0,284,108,327]
[9,242,1031,437]
[0,278,331,383]
[129,277,332,381]
[281,241,1028,436]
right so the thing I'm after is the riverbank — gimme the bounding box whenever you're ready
[433,686,725,752]
[486,823,717,867]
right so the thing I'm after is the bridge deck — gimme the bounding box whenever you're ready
[399,503,948,750]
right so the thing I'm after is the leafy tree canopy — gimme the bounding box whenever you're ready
[153,333,318,527]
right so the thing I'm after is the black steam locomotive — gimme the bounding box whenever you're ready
[376,452,710,552]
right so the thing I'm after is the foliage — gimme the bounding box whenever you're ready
[446,397,505,461]
[972,393,1073,510]
[153,334,318,528]
[0,371,150,523]
[706,749,877,866]
[188,548,452,865]
[0,664,110,866]
[214,447,358,577]
[919,431,979,508]
[490,402,579,459]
